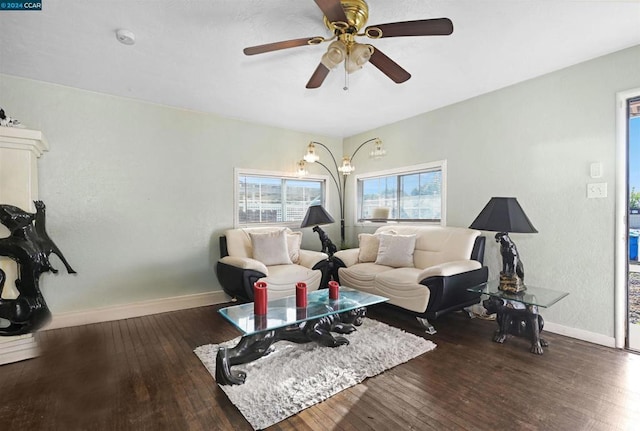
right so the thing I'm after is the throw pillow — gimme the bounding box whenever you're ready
[358,230,397,262]
[250,229,292,266]
[358,233,380,262]
[286,231,303,264]
[375,234,417,268]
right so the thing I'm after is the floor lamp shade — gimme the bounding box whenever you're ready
[469,197,538,233]
[300,205,335,228]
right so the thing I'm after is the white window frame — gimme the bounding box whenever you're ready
[353,160,447,227]
[234,168,331,228]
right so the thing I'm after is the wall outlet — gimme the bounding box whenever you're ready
[587,182,607,198]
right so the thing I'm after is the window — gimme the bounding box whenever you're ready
[356,161,446,224]
[235,169,327,226]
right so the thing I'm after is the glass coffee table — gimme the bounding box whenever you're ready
[216,287,388,385]
[468,281,569,354]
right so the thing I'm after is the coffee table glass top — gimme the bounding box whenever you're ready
[219,287,388,335]
[468,281,569,308]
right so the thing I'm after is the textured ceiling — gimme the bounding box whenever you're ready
[1,0,639,137]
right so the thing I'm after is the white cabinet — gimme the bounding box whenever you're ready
[0,127,48,364]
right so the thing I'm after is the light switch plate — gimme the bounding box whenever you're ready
[587,182,607,198]
[590,162,603,178]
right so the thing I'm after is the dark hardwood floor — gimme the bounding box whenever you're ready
[1,303,639,430]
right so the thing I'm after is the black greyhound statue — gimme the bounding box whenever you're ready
[0,201,75,335]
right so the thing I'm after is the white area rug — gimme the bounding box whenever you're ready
[194,318,436,430]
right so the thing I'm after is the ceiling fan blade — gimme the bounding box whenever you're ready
[306,63,331,89]
[365,18,453,38]
[369,47,411,84]
[244,37,323,56]
[314,0,348,23]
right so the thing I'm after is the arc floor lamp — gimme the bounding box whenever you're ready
[297,138,386,246]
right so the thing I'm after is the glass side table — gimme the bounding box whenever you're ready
[467,281,569,355]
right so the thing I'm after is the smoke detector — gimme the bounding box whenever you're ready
[115,29,136,45]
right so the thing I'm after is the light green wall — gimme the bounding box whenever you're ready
[0,75,341,313]
[2,44,638,337]
[344,44,640,338]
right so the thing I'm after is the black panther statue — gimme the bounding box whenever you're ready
[483,296,547,354]
[495,232,524,279]
[0,201,75,335]
[495,232,526,292]
[313,225,337,256]
[277,306,366,347]
[216,307,367,385]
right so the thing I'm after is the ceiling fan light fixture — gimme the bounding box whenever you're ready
[243,0,454,89]
[321,40,347,69]
[346,43,373,73]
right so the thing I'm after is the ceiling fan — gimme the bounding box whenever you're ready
[243,0,453,89]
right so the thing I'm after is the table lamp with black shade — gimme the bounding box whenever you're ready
[300,205,337,256]
[469,197,538,293]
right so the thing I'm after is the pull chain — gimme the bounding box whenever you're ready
[344,52,349,91]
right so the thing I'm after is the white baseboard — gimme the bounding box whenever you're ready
[0,333,39,365]
[544,321,616,348]
[45,290,230,330]
[42,292,618,349]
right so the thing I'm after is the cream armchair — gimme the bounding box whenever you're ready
[216,227,330,301]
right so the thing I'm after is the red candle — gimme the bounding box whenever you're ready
[254,281,268,315]
[329,280,339,300]
[254,313,267,331]
[296,307,307,320]
[296,282,307,308]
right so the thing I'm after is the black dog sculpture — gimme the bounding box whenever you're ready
[483,296,547,354]
[0,201,75,335]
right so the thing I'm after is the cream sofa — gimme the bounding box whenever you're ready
[332,225,488,334]
[216,227,330,301]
